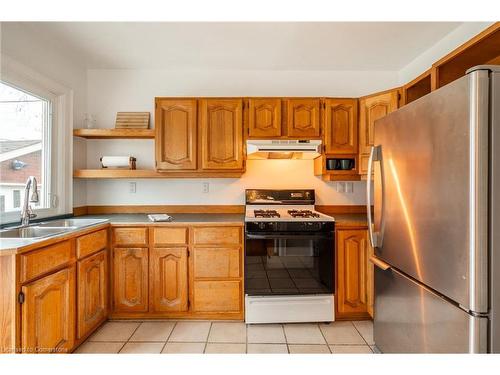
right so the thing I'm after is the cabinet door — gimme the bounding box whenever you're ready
[192,280,242,313]
[192,247,241,279]
[200,99,244,170]
[336,229,370,318]
[324,99,358,154]
[155,99,197,170]
[286,98,321,138]
[358,90,398,174]
[248,98,281,138]
[150,247,188,312]
[113,247,148,312]
[77,250,108,339]
[21,266,76,353]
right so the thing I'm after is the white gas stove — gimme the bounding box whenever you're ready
[244,189,336,324]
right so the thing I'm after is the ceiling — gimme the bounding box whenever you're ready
[14,22,462,70]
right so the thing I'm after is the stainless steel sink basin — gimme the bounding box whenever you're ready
[38,218,107,228]
[0,218,108,240]
[0,226,71,239]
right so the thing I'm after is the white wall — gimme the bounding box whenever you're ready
[0,22,88,208]
[85,68,400,206]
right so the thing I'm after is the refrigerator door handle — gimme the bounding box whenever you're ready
[369,255,391,271]
[367,145,384,248]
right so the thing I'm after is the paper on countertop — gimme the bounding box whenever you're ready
[148,214,173,222]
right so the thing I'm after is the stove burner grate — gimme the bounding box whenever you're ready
[254,209,281,218]
[287,209,320,218]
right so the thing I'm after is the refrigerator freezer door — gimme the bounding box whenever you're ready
[374,265,488,353]
[373,71,490,312]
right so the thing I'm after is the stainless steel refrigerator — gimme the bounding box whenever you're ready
[367,65,500,353]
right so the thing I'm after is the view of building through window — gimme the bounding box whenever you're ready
[0,81,51,214]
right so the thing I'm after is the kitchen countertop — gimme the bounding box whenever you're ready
[333,214,369,227]
[0,212,367,254]
[79,213,367,226]
[78,213,246,225]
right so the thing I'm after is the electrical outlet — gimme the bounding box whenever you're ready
[336,182,345,193]
[129,182,136,193]
[345,182,354,193]
[202,182,210,193]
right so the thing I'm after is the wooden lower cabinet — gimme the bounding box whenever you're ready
[113,247,149,312]
[192,247,241,279]
[21,266,76,353]
[77,250,108,339]
[336,228,372,320]
[149,247,188,312]
[192,280,242,313]
[110,225,244,319]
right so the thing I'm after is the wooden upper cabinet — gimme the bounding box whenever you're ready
[359,90,398,174]
[155,99,197,170]
[324,99,358,154]
[200,99,244,170]
[77,250,108,339]
[359,90,398,155]
[113,247,148,313]
[247,98,282,138]
[150,247,188,312]
[286,98,321,138]
[336,229,370,319]
[21,266,76,353]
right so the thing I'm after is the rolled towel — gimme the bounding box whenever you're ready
[100,156,136,169]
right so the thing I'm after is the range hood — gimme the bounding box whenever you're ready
[246,140,322,160]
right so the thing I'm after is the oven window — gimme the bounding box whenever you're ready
[245,236,334,296]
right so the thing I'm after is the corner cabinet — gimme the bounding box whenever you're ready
[199,98,244,171]
[358,90,399,176]
[336,228,373,320]
[155,99,198,170]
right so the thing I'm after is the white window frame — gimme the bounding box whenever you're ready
[0,55,73,225]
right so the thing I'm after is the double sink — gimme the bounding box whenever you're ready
[0,218,108,239]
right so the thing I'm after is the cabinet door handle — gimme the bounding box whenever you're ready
[369,256,391,271]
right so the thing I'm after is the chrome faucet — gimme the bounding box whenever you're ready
[20,176,39,227]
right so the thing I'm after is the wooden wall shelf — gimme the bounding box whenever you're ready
[73,169,243,179]
[73,129,155,139]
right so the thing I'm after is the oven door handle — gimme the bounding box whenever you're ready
[245,233,333,240]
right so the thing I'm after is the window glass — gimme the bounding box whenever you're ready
[0,81,52,214]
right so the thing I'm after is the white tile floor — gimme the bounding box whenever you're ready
[75,320,375,354]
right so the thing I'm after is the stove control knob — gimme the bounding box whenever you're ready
[258,222,266,230]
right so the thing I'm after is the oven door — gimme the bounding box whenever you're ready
[245,232,334,296]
